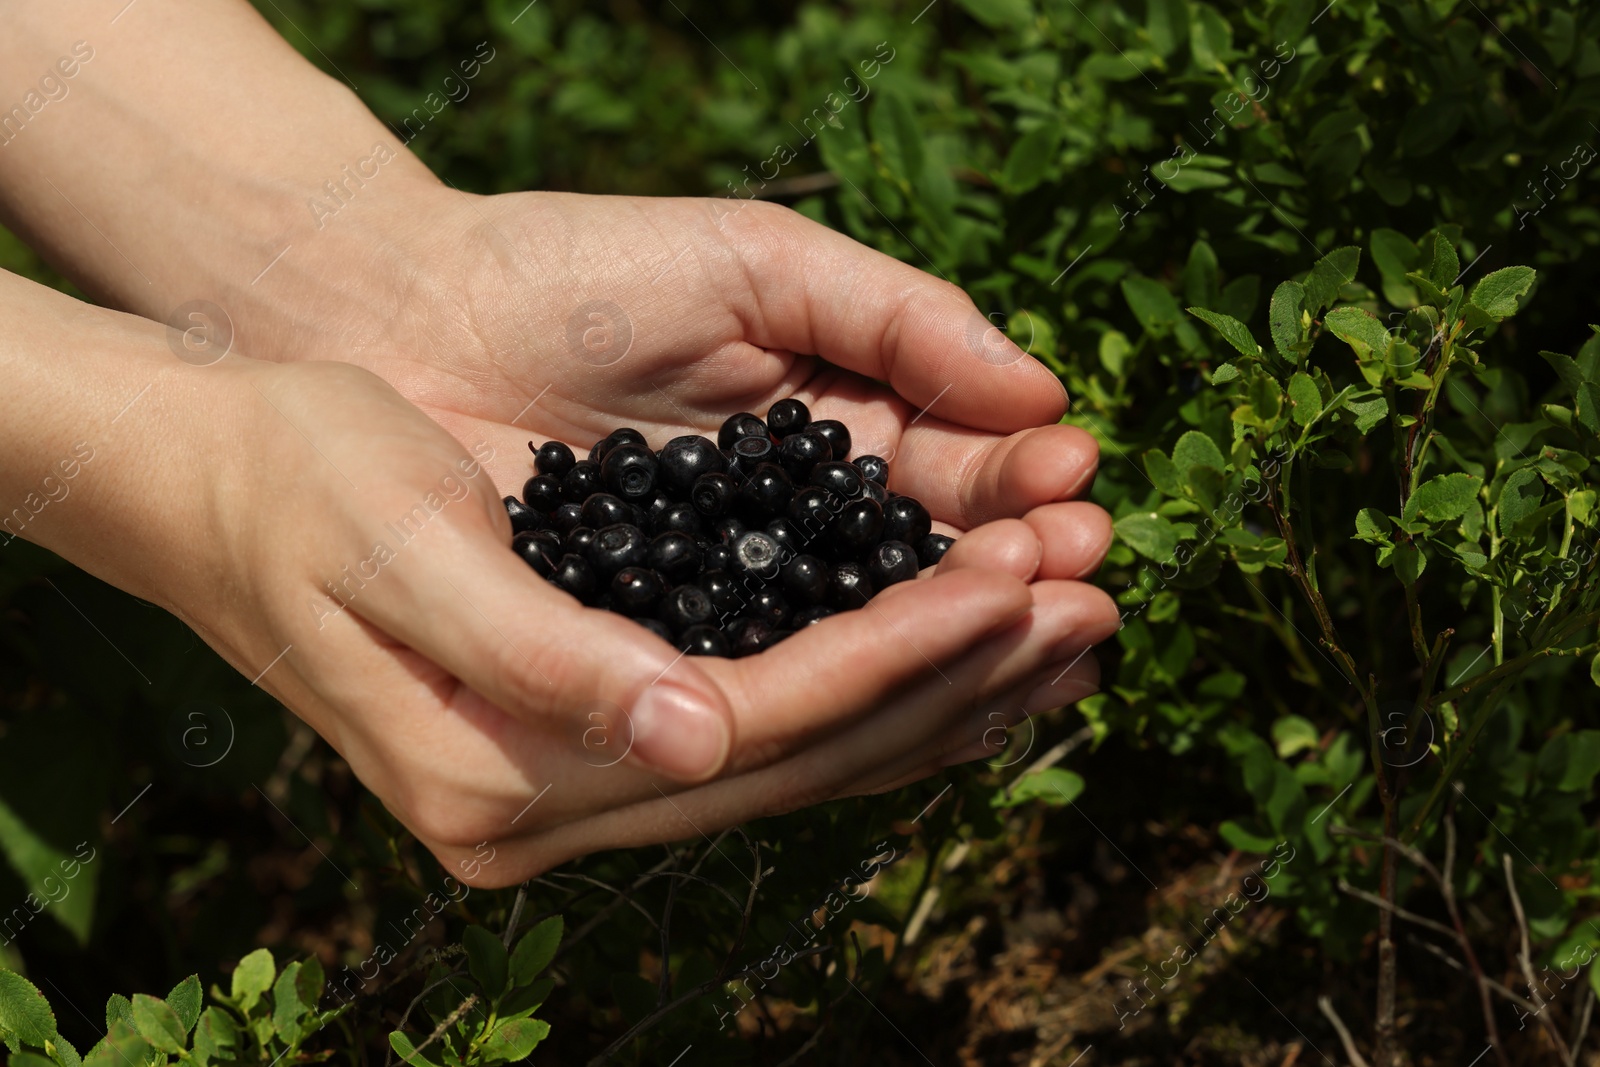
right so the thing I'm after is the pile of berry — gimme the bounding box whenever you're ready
[504,400,955,658]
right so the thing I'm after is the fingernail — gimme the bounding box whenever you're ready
[940,737,1002,768]
[630,684,730,781]
[1025,676,1099,712]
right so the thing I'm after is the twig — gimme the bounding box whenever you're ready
[1432,635,1596,706]
[501,883,528,950]
[1502,853,1574,1064]
[1405,935,1541,1014]
[1317,996,1372,1067]
[1334,879,1458,940]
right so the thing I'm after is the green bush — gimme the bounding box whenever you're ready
[3,0,1599,1064]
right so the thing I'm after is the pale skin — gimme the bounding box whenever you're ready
[0,1,1119,887]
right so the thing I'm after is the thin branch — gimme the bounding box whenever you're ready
[501,883,528,950]
[1502,853,1574,1064]
[1334,879,1459,940]
[1317,996,1372,1067]
[1432,635,1596,706]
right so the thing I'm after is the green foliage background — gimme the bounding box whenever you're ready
[2,0,1599,1063]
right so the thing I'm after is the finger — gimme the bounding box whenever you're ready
[717,201,1068,433]
[907,517,1041,583]
[704,566,1034,759]
[886,423,1100,529]
[1022,501,1115,580]
[352,508,736,784]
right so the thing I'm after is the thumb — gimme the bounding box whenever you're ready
[350,513,735,783]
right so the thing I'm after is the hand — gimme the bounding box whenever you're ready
[205,187,1121,876]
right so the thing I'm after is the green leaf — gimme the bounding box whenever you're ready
[272,962,310,1045]
[509,917,564,988]
[1578,382,1600,434]
[389,1032,444,1067]
[164,977,202,1036]
[1324,307,1393,361]
[1469,266,1536,320]
[82,1022,150,1067]
[1498,468,1545,533]
[953,0,1033,30]
[1354,508,1392,543]
[498,978,555,1022]
[871,90,925,185]
[231,948,275,1015]
[192,1008,238,1065]
[478,1018,551,1063]
[1426,232,1460,289]
[1114,512,1179,560]
[1272,716,1320,758]
[0,971,57,1048]
[1211,362,1241,384]
[1186,307,1260,358]
[999,124,1060,194]
[1302,247,1360,313]
[463,925,509,999]
[995,768,1085,808]
[1347,395,1389,434]
[130,994,185,1054]
[1144,450,1183,496]
[1370,229,1421,305]
[1591,651,1600,688]
[1405,270,1451,307]
[1392,541,1426,584]
[1537,731,1600,791]
[11,1052,58,1067]
[1121,275,1182,333]
[1540,350,1584,397]
[1402,473,1479,527]
[1269,280,1305,359]
[1287,372,1322,425]
[1172,430,1227,477]
[103,996,132,1032]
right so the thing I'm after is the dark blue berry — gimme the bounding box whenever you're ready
[781,554,830,606]
[718,412,769,450]
[862,480,888,505]
[742,587,792,628]
[703,543,733,574]
[550,501,584,535]
[828,561,874,610]
[522,474,564,513]
[808,419,851,460]
[701,569,745,616]
[712,516,748,545]
[611,567,666,615]
[504,496,545,534]
[562,525,597,556]
[791,605,835,627]
[678,625,730,657]
[512,531,557,576]
[658,435,726,493]
[587,523,648,577]
[854,455,889,486]
[649,531,704,584]
[777,430,832,482]
[658,584,715,631]
[533,440,577,478]
[867,540,919,588]
[808,461,863,501]
[766,398,811,438]
[655,501,705,537]
[635,618,675,643]
[727,435,776,481]
[917,533,955,568]
[788,485,841,533]
[561,460,603,502]
[766,517,804,556]
[549,553,597,600]
[731,530,782,581]
[882,496,933,546]
[600,444,658,501]
[727,617,778,656]
[735,462,794,519]
[691,472,739,517]
[580,492,631,529]
[831,498,884,555]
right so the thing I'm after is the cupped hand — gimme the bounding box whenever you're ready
[197,188,1122,882]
